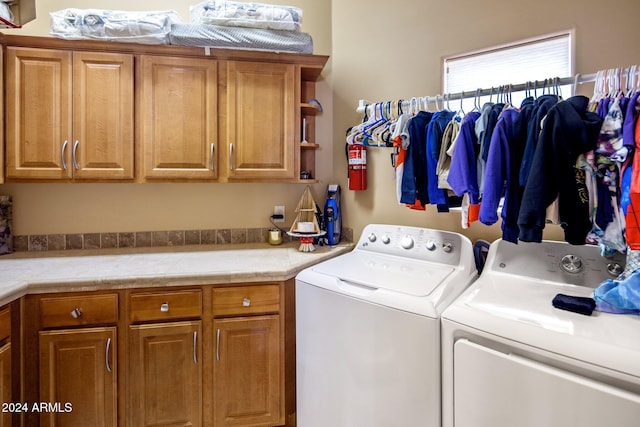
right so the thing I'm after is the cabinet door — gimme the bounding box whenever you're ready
[72,52,134,180]
[140,55,218,180]
[39,327,117,427]
[213,315,281,427]
[0,343,10,427]
[128,321,202,427]
[5,47,73,179]
[226,61,296,180]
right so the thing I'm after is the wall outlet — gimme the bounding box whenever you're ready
[273,206,285,223]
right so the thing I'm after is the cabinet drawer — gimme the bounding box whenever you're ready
[40,294,118,328]
[212,284,280,317]
[0,307,10,342]
[130,289,202,322]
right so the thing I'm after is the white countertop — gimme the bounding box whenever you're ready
[0,242,353,306]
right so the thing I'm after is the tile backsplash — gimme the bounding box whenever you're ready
[12,227,353,252]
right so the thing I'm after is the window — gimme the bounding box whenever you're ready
[443,32,573,111]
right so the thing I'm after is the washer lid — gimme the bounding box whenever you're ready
[445,275,640,379]
[311,251,455,296]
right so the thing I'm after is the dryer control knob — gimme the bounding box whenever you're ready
[425,240,436,251]
[368,233,377,242]
[381,234,391,244]
[560,254,583,273]
[401,235,414,250]
[442,242,454,253]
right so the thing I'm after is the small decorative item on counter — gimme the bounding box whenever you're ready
[268,228,283,245]
[0,196,13,255]
[288,186,325,252]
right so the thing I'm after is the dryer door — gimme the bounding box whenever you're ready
[454,339,640,427]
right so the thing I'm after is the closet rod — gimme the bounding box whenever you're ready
[356,72,601,113]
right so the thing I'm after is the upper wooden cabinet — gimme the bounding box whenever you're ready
[225,61,296,181]
[5,46,134,180]
[2,35,328,182]
[138,55,218,180]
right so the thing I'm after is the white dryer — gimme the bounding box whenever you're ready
[442,239,640,427]
[296,224,477,427]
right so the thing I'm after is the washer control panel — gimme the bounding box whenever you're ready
[491,240,625,287]
[357,224,467,266]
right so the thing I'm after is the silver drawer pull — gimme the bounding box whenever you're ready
[70,308,82,319]
[72,140,80,170]
[105,338,112,373]
[61,140,68,170]
[193,331,198,364]
[210,143,215,171]
[242,297,251,307]
[160,302,169,312]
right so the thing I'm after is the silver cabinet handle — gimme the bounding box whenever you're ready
[210,143,215,171]
[160,302,169,312]
[216,329,221,361]
[229,143,233,170]
[61,140,68,170]
[72,140,79,170]
[106,337,112,373]
[193,331,198,364]
[243,297,251,307]
[70,308,82,319]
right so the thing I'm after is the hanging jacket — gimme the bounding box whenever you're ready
[448,111,482,229]
[448,111,481,202]
[477,103,504,197]
[426,110,455,209]
[519,94,559,186]
[518,96,604,244]
[400,111,433,206]
[479,108,519,242]
[475,102,494,198]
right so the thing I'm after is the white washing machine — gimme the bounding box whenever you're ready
[442,239,640,427]
[296,224,477,427]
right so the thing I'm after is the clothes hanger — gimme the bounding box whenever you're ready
[470,88,481,112]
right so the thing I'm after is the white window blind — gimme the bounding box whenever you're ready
[444,33,572,108]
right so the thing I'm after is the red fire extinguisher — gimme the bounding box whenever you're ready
[347,144,367,191]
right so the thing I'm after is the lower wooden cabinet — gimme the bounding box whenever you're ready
[22,282,291,427]
[214,315,281,427]
[0,343,10,427]
[39,327,117,427]
[128,321,202,427]
[0,306,11,427]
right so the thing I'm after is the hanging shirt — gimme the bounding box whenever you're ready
[426,110,455,210]
[400,111,433,207]
[518,96,603,244]
[392,114,413,204]
[436,117,461,190]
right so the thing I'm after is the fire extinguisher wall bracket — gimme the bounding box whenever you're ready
[347,144,367,191]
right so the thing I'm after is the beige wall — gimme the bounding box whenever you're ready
[3,0,640,244]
